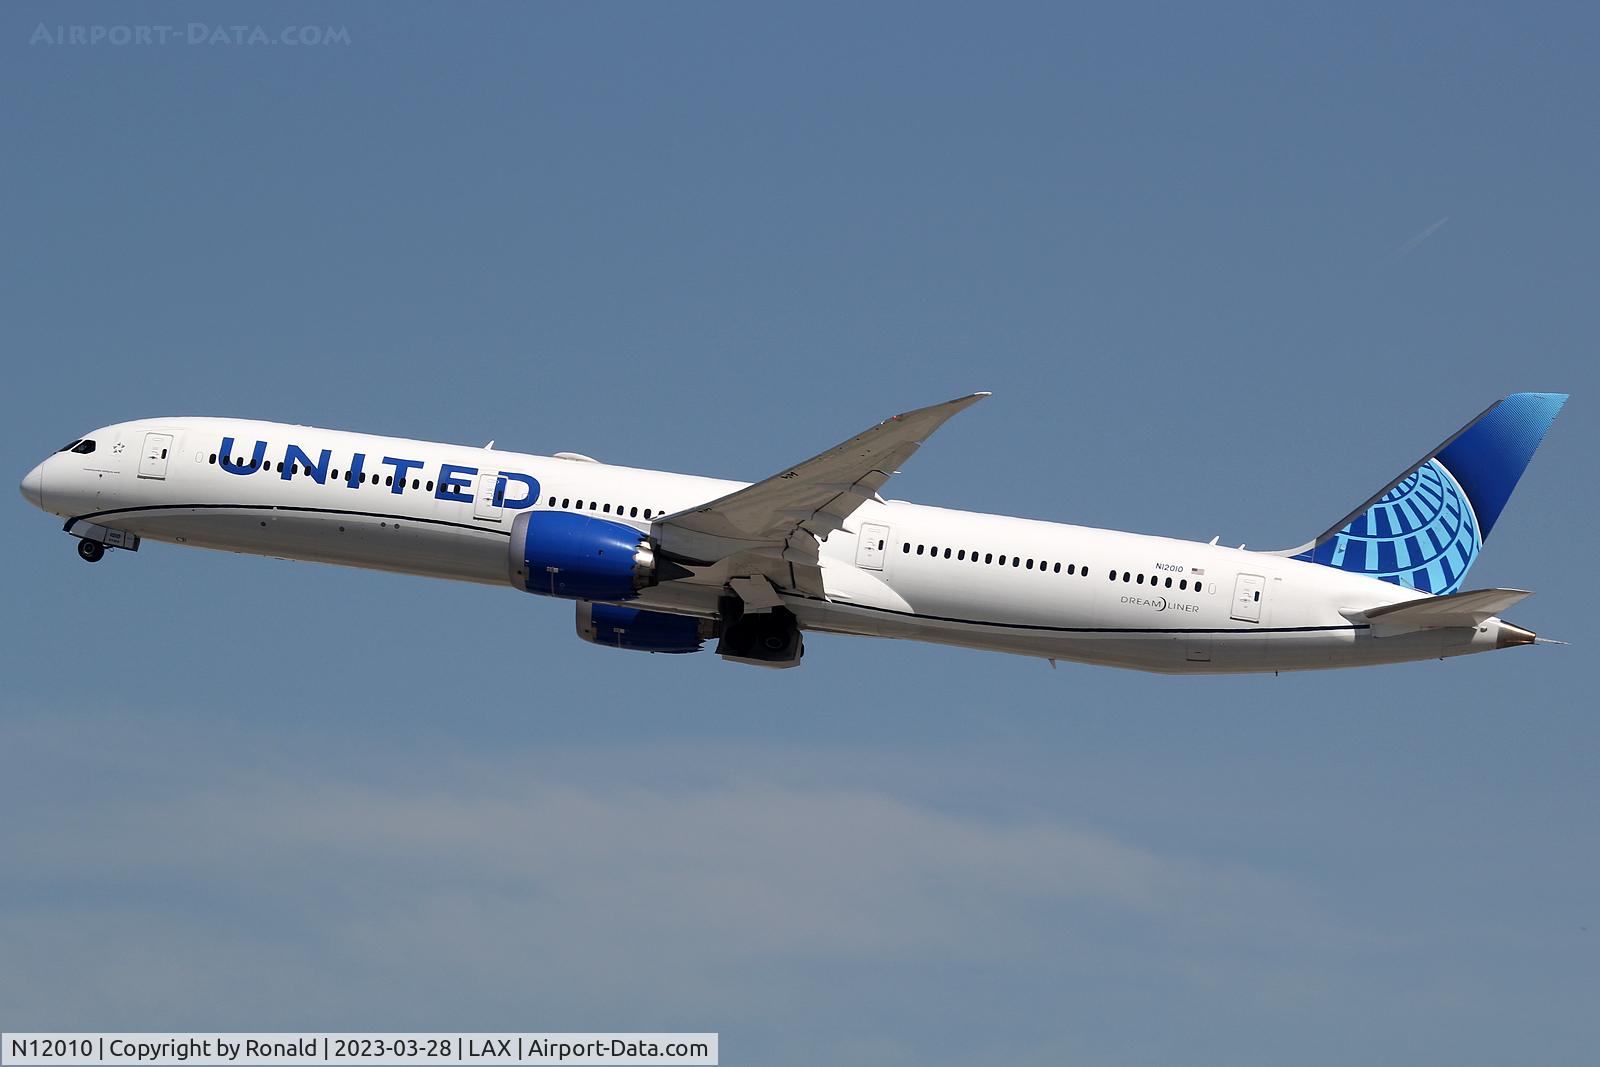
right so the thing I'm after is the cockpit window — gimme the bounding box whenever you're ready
[70,440,97,454]
[57,440,83,452]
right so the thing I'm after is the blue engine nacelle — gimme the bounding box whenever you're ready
[508,511,660,600]
[576,601,711,654]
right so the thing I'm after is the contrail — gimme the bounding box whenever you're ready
[1395,216,1450,257]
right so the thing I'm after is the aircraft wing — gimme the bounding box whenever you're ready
[652,392,989,596]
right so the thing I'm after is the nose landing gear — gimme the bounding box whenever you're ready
[63,520,139,561]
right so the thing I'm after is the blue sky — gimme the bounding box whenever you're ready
[3,3,1596,1063]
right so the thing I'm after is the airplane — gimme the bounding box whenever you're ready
[19,391,1566,673]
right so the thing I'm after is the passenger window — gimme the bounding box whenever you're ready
[903,543,911,553]
[1122,572,1131,582]
[1055,563,1062,573]
[412,479,420,490]
[1012,557,1021,568]
[385,476,392,486]
[644,509,653,519]
[985,553,993,564]
[1026,559,1034,570]
[944,548,951,559]
[1165,577,1172,588]
[917,545,925,555]
[957,549,966,560]
[631,507,639,517]
[1179,579,1188,590]
[209,453,217,464]
[1136,574,1144,584]
[562,498,570,508]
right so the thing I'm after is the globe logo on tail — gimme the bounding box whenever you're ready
[1322,458,1481,594]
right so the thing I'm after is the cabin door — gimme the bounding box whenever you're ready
[138,433,173,479]
[474,472,505,521]
[856,523,889,570]
[1230,573,1266,623]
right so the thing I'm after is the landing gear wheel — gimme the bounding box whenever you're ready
[77,539,105,563]
[715,600,804,668]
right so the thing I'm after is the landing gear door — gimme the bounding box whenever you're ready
[138,433,173,479]
[856,523,889,570]
[474,472,505,521]
[1230,573,1266,623]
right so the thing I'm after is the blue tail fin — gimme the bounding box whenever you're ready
[1286,392,1567,594]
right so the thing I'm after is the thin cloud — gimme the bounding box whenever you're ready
[12,708,1572,1065]
[1394,216,1450,257]
[0,710,1347,1038]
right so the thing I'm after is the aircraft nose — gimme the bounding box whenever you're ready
[20,462,45,510]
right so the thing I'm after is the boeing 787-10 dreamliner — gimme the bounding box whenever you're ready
[20,392,1565,672]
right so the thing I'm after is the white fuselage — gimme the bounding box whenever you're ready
[23,417,1515,673]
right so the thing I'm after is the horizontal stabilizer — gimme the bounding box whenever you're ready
[1351,587,1531,636]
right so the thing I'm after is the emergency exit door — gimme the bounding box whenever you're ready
[856,523,889,570]
[138,433,173,479]
[1230,573,1266,623]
